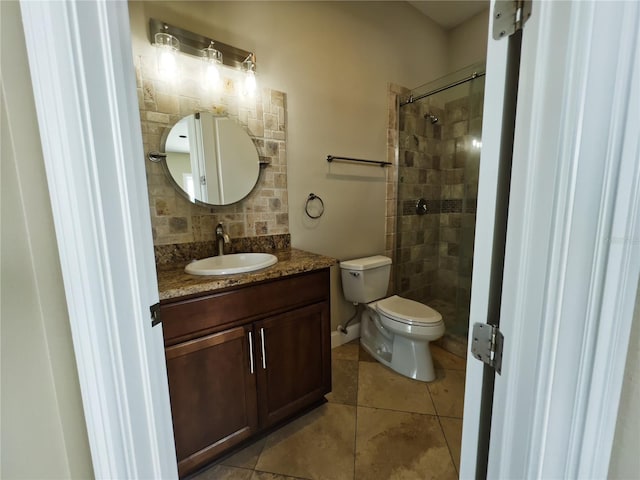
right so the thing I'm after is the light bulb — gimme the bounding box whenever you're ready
[202,44,223,91]
[205,64,221,88]
[158,49,177,75]
[155,32,179,80]
[244,70,256,96]
[241,53,257,97]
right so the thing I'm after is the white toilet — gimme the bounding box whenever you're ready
[340,255,444,382]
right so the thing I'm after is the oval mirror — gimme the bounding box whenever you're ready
[162,112,260,206]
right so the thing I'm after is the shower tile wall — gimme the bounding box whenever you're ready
[396,85,483,335]
[396,99,444,301]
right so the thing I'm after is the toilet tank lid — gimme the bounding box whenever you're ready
[340,255,392,271]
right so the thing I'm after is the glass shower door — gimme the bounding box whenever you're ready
[396,66,485,354]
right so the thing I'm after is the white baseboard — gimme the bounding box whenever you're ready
[331,322,361,349]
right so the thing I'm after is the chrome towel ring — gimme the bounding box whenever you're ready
[305,193,325,219]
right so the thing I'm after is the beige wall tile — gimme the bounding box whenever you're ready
[134,57,289,246]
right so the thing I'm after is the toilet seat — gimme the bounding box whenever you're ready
[377,295,442,326]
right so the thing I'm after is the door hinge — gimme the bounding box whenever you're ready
[493,0,532,40]
[150,302,161,327]
[471,323,504,374]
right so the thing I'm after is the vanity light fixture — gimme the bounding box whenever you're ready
[242,53,257,97]
[154,32,180,79]
[150,19,257,90]
[202,42,223,90]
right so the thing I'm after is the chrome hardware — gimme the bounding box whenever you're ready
[471,323,504,374]
[349,271,360,277]
[305,193,325,219]
[248,331,255,374]
[260,328,267,369]
[326,154,391,167]
[416,198,427,215]
[215,223,230,256]
[200,175,206,185]
[492,0,532,40]
[147,151,167,163]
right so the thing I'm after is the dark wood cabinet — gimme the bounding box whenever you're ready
[160,269,331,477]
[165,325,258,475]
[255,302,331,428]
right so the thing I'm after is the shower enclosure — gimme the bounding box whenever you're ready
[395,64,485,355]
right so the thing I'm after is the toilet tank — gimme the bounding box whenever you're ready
[340,255,392,304]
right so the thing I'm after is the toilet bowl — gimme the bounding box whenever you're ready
[361,296,444,381]
[339,255,445,382]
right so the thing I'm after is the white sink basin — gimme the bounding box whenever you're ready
[185,253,278,276]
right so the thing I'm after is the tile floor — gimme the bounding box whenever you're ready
[192,342,466,480]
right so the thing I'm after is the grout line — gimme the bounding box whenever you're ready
[438,413,464,420]
[254,469,311,480]
[250,438,268,475]
[425,372,440,417]
[356,403,441,418]
[436,414,460,476]
[352,349,360,480]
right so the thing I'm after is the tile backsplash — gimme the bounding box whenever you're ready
[154,234,291,265]
[134,53,289,246]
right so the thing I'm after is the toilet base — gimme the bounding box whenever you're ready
[360,334,436,382]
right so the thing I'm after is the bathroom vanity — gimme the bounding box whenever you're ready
[156,249,335,477]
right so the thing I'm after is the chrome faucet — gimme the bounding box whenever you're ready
[215,223,230,256]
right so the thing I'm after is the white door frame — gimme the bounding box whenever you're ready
[19,0,639,478]
[461,1,640,478]
[19,1,177,478]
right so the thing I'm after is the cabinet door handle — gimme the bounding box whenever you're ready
[260,327,267,369]
[248,331,255,374]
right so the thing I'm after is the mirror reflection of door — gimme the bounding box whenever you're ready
[165,116,196,201]
[164,112,260,206]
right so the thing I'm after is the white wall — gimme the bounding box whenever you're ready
[0,2,93,478]
[448,9,490,73]
[609,282,640,478]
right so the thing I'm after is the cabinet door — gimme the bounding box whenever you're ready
[165,325,258,477]
[255,302,331,428]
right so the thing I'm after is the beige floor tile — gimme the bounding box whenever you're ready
[251,471,309,480]
[332,340,359,361]
[221,438,266,469]
[193,464,253,480]
[358,344,377,363]
[439,417,463,473]
[431,345,467,370]
[255,403,356,480]
[355,406,457,480]
[326,359,358,405]
[357,361,435,415]
[427,369,466,418]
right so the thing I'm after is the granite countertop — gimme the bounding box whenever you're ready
[157,248,336,301]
